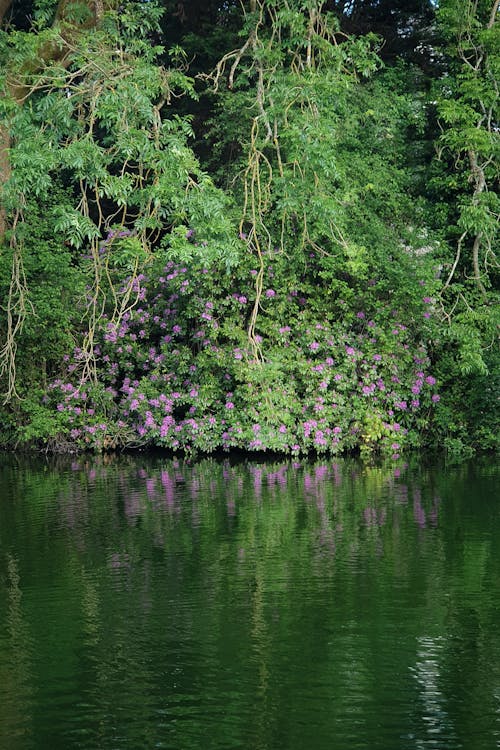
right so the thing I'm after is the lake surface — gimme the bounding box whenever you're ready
[0,454,498,750]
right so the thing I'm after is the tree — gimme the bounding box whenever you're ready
[435,0,499,299]
[0,0,238,401]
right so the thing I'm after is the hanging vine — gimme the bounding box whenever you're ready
[203,0,378,360]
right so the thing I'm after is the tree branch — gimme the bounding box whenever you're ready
[488,0,500,28]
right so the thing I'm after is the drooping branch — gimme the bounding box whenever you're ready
[1,0,118,238]
[0,0,119,401]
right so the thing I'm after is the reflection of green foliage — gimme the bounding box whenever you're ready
[0,454,498,748]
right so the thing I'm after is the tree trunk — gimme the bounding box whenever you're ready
[0,0,11,25]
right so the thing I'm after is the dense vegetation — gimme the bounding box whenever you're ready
[0,0,498,457]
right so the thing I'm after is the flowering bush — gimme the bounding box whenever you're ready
[30,245,441,457]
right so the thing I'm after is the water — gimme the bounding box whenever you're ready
[0,454,498,750]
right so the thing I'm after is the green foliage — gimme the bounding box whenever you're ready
[0,0,497,454]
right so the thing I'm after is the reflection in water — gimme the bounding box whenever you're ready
[0,556,34,750]
[0,455,498,750]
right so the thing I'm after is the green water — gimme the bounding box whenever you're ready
[0,455,498,750]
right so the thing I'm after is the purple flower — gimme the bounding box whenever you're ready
[432,394,440,403]
[357,311,365,319]
[265,289,276,298]
[425,375,436,385]
[309,342,320,351]
[346,346,356,356]
[225,402,234,409]
[423,297,432,303]
[373,354,382,361]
